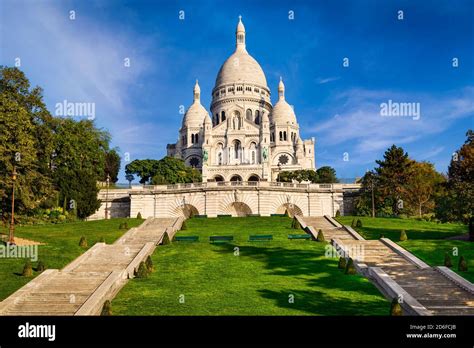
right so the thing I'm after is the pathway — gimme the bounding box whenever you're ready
[0,217,180,316]
[301,216,474,316]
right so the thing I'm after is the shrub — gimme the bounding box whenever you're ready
[291,217,301,229]
[316,229,325,242]
[161,232,171,245]
[351,218,356,228]
[79,236,88,248]
[344,258,357,275]
[338,257,347,269]
[399,230,408,242]
[390,298,403,316]
[181,221,187,230]
[137,212,142,219]
[135,261,149,278]
[101,300,112,316]
[335,210,341,218]
[98,236,106,243]
[145,255,154,273]
[444,252,453,268]
[119,222,129,230]
[22,261,33,277]
[459,256,468,272]
[36,260,46,272]
[355,219,363,228]
[379,233,385,239]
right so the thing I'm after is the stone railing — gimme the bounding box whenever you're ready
[129,181,361,192]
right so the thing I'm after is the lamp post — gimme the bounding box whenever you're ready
[9,166,17,244]
[105,174,110,220]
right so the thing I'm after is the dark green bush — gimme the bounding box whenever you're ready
[355,219,363,228]
[344,258,357,275]
[351,218,356,228]
[338,257,347,269]
[36,260,46,272]
[145,255,154,273]
[181,221,187,230]
[161,232,171,245]
[459,256,468,272]
[316,229,325,242]
[335,210,341,217]
[22,261,33,277]
[137,212,142,219]
[101,300,112,316]
[399,230,408,242]
[390,298,403,316]
[135,261,149,278]
[291,217,301,229]
[444,252,453,268]
[79,236,88,248]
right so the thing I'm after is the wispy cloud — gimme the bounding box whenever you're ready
[315,76,340,84]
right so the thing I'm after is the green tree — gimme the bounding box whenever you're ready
[102,149,121,183]
[316,166,338,183]
[402,162,445,217]
[435,130,473,227]
[375,145,413,215]
[125,173,134,188]
[125,159,161,184]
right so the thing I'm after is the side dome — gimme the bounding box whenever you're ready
[214,16,268,88]
[271,78,297,124]
[182,80,209,127]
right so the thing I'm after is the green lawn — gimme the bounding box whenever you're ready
[112,217,389,316]
[0,218,143,301]
[336,216,473,282]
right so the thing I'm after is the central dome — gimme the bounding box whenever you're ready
[215,50,268,87]
[214,17,268,89]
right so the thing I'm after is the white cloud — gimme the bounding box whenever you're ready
[315,76,340,84]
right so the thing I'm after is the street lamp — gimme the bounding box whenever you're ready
[9,166,17,244]
[105,173,110,220]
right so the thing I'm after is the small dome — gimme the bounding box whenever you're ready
[182,80,209,127]
[271,77,297,124]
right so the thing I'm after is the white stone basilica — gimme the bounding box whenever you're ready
[167,17,315,182]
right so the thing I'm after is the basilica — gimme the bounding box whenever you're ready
[167,17,315,182]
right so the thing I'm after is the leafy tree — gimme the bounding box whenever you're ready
[402,162,445,217]
[102,148,121,183]
[375,145,413,215]
[435,130,473,226]
[316,166,339,183]
[151,156,201,184]
[125,159,161,184]
[125,173,134,188]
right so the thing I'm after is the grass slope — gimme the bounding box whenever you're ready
[112,217,388,316]
[336,216,473,282]
[0,218,143,301]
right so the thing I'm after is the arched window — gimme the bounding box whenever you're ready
[233,140,241,159]
[215,113,219,125]
[279,131,283,141]
[195,134,199,144]
[255,110,260,124]
[221,111,226,122]
[283,132,287,141]
[249,142,257,164]
[246,109,252,121]
[191,134,195,143]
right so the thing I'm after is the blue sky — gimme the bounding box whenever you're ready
[1,0,473,182]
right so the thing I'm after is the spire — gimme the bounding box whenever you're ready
[193,79,200,102]
[236,15,246,50]
[278,76,285,100]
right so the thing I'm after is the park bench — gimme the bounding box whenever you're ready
[288,234,311,240]
[270,214,287,217]
[217,214,232,218]
[174,236,199,242]
[193,215,208,218]
[249,234,273,241]
[210,235,234,243]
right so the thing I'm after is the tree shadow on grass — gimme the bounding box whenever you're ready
[359,226,466,241]
[211,243,387,315]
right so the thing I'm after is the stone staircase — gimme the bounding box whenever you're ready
[0,217,182,316]
[301,216,474,316]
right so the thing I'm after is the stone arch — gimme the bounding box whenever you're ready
[174,204,199,218]
[247,174,260,181]
[272,152,294,166]
[224,202,252,217]
[275,203,303,218]
[229,174,242,182]
[213,175,224,182]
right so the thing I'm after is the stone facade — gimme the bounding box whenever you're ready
[89,183,361,220]
[167,17,315,182]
